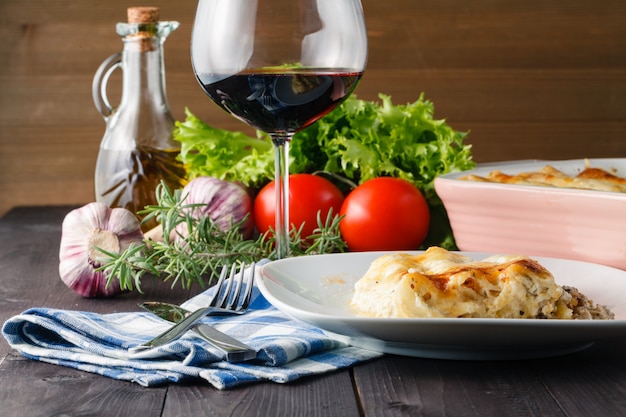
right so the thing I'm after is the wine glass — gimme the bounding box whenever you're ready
[191,0,368,258]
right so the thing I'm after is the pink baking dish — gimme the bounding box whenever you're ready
[434,158,626,270]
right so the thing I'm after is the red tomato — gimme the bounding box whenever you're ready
[339,177,430,251]
[254,174,345,239]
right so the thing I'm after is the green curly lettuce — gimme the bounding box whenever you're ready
[174,94,475,248]
[293,93,474,200]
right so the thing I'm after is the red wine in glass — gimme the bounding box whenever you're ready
[197,69,362,134]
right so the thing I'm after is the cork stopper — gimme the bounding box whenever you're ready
[127,6,160,24]
[124,7,160,52]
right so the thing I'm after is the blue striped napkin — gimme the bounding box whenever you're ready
[1,267,382,389]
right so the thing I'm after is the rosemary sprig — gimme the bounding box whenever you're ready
[99,182,346,293]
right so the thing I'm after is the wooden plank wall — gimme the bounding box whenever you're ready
[1,0,625,216]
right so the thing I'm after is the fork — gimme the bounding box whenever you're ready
[129,263,256,360]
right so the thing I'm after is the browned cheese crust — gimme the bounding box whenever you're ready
[460,161,626,193]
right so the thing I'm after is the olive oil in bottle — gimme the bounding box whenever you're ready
[93,6,186,231]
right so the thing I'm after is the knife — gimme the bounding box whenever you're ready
[137,301,257,362]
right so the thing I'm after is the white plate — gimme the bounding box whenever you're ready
[258,251,626,360]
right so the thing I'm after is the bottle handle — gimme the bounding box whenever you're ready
[92,52,122,119]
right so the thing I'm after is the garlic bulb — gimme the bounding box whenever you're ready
[59,202,145,297]
[179,177,254,239]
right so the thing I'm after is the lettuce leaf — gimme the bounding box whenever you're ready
[174,108,274,189]
[294,93,474,202]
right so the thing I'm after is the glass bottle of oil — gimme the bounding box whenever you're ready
[93,6,187,231]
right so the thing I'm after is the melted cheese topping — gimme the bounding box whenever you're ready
[351,247,567,319]
[460,162,626,193]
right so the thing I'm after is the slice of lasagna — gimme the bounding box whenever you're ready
[350,247,614,320]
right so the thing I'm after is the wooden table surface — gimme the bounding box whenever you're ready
[0,206,625,417]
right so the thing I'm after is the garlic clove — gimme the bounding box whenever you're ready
[180,177,254,239]
[59,202,145,298]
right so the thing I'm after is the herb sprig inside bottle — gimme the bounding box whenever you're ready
[96,181,347,293]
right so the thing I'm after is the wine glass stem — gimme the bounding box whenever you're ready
[271,134,291,259]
